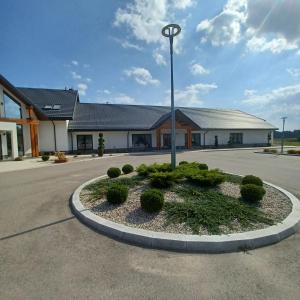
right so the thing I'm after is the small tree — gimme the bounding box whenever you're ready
[98,133,105,157]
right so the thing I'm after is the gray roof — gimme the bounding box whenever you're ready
[68,103,277,131]
[17,87,78,120]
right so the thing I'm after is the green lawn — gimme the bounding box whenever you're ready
[273,138,300,146]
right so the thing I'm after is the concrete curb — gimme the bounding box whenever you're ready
[71,175,300,253]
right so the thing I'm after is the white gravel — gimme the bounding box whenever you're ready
[80,177,292,235]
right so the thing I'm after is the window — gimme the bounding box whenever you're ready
[17,125,24,156]
[230,133,243,144]
[77,135,93,151]
[192,133,201,147]
[132,134,152,148]
[3,92,22,118]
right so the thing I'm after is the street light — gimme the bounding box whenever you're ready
[281,116,287,154]
[162,23,181,170]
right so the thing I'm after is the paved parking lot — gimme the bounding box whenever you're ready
[0,149,300,299]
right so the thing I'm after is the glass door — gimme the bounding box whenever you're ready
[163,134,171,149]
[77,135,93,152]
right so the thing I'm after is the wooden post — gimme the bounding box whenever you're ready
[187,128,192,149]
[30,123,39,157]
[156,128,161,150]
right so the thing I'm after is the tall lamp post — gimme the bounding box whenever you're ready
[162,23,181,170]
[281,116,287,154]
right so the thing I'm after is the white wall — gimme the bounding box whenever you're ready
[0,121,18,159]
[70,130,158,151]
[39,120,69,152]
[193,129,271,146]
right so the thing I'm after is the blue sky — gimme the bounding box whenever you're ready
[0,0,299,130]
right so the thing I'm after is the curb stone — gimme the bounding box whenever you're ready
[71,174,300,253]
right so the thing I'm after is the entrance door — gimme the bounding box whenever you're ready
[163,134,171,149]
[77,135,93,152]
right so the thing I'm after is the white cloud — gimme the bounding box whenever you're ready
[242,83,300,129]
[71,71,82,80]
[103,89,111,94]
[113,94,136,104]
[190,63,210,75]
[77,83,88,96]
[124,67,160,86]
[242,83,300,106]
[196,0,247,46]
[197,0,300,54]
[114,0,189,54]
[71,60,79,66]
[85,78,92,83]
[244,89,256,97]
[165,82,217,106]
[247,36,297,54]
[287,68,300,77]
[153,51,167,66]
[121,40,143,51]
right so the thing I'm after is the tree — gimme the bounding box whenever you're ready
[98,133,105,157]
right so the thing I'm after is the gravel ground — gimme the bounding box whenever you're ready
[81,178,292,235]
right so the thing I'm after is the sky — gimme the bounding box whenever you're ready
[0,0,300,130]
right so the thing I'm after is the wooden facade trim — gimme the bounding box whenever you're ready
[0,117,39,125]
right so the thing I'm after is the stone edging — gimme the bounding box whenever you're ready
[71,175,300,253]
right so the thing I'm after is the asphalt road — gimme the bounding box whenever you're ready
[0,150,300,300]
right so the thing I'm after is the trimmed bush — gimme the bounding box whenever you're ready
[242,175,263,187]
[287,149,297,154]
[150,172,181,188]
[14,156,23,161]
[136,164,149,176]
[241,184,266,203]
[136,163,172,177]
[179,161,188,165]
[188,171,225,187]
[263,148,277,153]
[198,163,208,170]
[122,164,134,174]
[107,167,121,178]
[140,189,164,213]
[42,155,50,161]
[106,183,128,204]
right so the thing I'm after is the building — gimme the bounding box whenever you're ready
[0,74,277,160]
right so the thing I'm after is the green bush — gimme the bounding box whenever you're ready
[107,167,121,178]
[264,148,277,153]
[179,161,188,165]
[42,155,50,161]
[122,164,134,174]
[106,183,128,204]
[150,172,181,188]
[187,170,225,187]
[14,156,23,161]
[198,163,208,170]
[140,189,164,213]
[241,184,266,203]
[242,175,263,187]
[136,164,149,176]
[136,163,172,177]
[287,149,297,154]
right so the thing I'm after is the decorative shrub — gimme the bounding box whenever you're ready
[179,161,188,165]
[287,149,297,154]
[42,154,50,161]
[187,170,225,187]
[122,164,134,174]
[98,133,105,157]
[140,189,164,213]
[242,175,263,187]
[241,184,266,203]
[198,163,208,170]
[136,164,149,176]
[54,152,68,163]
[150,172,181,188]
[263,148,277,153]
[106,184,128,204]
[107,167,121,178]
[14,156,23,161]
[136,163,172,177]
